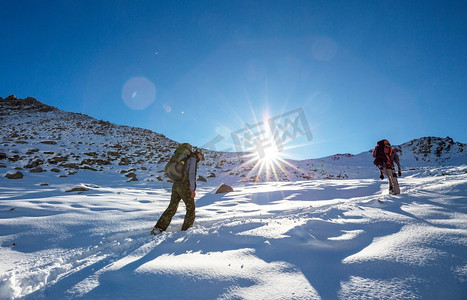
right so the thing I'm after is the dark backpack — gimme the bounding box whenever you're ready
[164,143,193,181]
[373,140,389,167]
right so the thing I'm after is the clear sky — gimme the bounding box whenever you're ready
[1,0,466,159]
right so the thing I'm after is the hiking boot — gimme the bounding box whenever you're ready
[150,227,163,235]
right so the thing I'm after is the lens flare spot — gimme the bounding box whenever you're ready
[163,104,172,113]
[122,77,156,110]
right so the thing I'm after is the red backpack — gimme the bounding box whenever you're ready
[373,139,394,167]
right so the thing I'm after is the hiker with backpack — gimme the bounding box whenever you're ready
[373,139,401,195]
[151,143,205,235]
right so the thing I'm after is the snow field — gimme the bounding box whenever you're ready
[0,166,466,299]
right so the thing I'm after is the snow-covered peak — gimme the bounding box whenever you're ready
[0,95,57,113]
[396,136,465,165]
[1,97,465,184]
[313,137,466,168]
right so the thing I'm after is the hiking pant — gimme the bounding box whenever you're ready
[381,166,400,195]
[155,181,195,231]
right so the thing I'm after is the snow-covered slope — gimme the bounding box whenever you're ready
[1,96,466,185]
[316,136,466,167]
[0,95,178,180]
[0,165,466,299]
[1,96,466,299]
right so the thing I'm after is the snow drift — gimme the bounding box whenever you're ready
[1,97,466,299]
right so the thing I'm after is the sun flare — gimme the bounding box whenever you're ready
[238,140,300,182]
[261,145,281,163]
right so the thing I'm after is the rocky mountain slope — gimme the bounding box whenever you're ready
[1,96,466,184]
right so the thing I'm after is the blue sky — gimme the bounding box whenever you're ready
[1,0,466,159]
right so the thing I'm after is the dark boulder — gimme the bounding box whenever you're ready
[30,167,45,173]
[6,171,23,179]
[125,172,138,181]
[5,95,17,101]
[215,184,234,194]
[66,186,89,192]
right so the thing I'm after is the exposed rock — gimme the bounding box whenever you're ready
[66,186,89,192]
[40,183,49,186]
[215,184,234,194]
[30,167,45,173]
[197,175,207,182]
[5,95,18,101]
[82,165,98,171]
[107,151,120,157]
[0,163,6,168]
[60,163,79,169]
[25,159,43,168]
[331,153,354,161]
[6,171,23,179]
[39,140,57,145]
[80,158,110,166]
[158,157,168,163]
[119,157,130,165]
[1,96,57,112]
[0,152,7,159]
[26,148,40,155]
[156,176,163,181]
[50,168,61,172]
[207,173,216,178]
[125,172,138,181]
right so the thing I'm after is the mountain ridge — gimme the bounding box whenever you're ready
[1,96,466,183]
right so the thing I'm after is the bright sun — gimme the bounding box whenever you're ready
[242,139,296,182]
[260,145,280,164]
[252,146,287,181]
[233,112,301,182]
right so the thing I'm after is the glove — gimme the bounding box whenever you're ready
[398,170,402,177]
[188,190,196,199]
[380,174,384,180]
